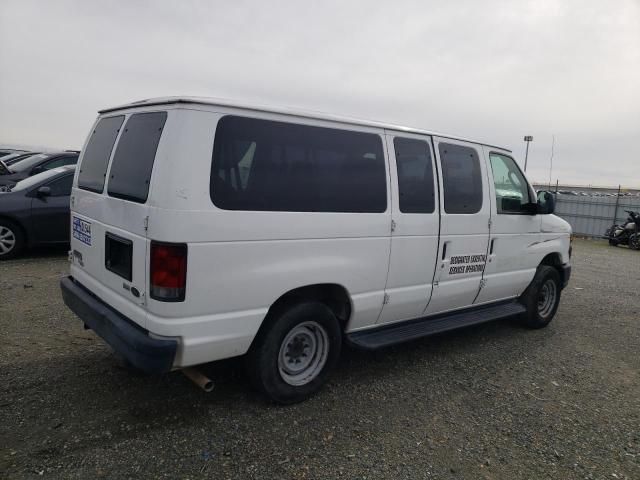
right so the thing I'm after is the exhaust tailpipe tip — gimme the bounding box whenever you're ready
[182,367,214,392]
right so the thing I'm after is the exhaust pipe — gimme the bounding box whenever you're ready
[182,367,214,392]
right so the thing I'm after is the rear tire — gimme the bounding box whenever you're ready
[0,220,25,260]
[246,302,342,404]
[519,265,562,329]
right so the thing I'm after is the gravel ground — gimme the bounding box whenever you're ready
[1,239,639,479]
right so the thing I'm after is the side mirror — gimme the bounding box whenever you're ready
[536,190,556,215]
[36,186,51,197]
[31,166,44,175]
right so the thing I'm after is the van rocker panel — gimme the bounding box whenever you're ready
[60,276,177,374]
[347,300,526,350]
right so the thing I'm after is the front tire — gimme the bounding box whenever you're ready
[0,220,25,260]
[247,302,342,404]
[519,265,562,329]
[629,233,640,250]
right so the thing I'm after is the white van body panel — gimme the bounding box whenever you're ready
[67,98,572,370]
[73,106,393,366]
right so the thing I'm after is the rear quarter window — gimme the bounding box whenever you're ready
[107,112,167,203]
[78,116,125,192]
[210,116,387,213]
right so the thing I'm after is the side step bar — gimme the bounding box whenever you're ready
[347,300,526,350]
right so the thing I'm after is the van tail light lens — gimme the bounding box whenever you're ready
[150,241,187,302]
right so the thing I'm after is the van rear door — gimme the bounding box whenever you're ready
[69,111,168,328]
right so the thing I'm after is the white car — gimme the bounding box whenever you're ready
[61,97,571,403]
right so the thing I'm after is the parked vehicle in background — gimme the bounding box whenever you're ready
[0,166,75,259]
[0,151,79,186]
[0,149,27,159]
[3,152,40,166]
[606,210,640,249]
[0,151,34,165]
[60,97,572,403]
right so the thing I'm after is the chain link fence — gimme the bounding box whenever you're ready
[553,193,640,237]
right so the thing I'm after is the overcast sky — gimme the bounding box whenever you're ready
[1,0,639,186]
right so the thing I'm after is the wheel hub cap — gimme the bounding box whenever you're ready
[278,321,329,386]
[0,227,16,255]
[537,279,557,319]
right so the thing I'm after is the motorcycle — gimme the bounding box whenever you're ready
[605,210,640,250]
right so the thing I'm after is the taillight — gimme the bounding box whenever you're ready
[150,241,187,302]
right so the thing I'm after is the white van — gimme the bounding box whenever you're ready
[61,97,571,403]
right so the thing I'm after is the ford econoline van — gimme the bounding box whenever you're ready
[61,97,571,403]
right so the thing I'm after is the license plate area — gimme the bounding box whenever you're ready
[105,232,133,281]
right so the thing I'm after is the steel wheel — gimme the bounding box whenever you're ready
[537,278,558,319]
[277,321,329,386]
[0,225,17,256]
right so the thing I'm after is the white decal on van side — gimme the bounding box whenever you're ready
[448,254,486,275]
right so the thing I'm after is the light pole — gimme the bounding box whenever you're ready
[523,135,533,171]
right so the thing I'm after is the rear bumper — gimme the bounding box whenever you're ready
[60,276,177,374]
[561,264,571,289]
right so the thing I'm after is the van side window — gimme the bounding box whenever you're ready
[489,153,531,214]
[393,137,435,213]
[107,112,167,203]
[438,143,483,214]
[211,116,387,212]
[77,116,124,193]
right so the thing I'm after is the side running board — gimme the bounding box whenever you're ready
[347,301,526,350]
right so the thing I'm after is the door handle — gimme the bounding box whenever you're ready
[442,241,448,261]
[488,238,496,263]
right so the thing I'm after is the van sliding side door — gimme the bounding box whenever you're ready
[423,137,491,316]
[377,133,440,325]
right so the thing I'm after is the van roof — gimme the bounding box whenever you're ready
[99,96,511,152]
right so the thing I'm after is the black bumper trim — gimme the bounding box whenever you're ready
[561,264,571,289]
[60,276,177,374]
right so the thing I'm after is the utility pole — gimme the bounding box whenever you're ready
[523,136,533,171]
[548,135,555,188]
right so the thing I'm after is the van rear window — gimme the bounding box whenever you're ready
[107,112,167,203]
[211,116,387,212]
[77,116,124,193]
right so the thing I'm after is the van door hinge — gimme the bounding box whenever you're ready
[479,279,487,289]
[143,216,149,232]
[391,220,396,233]
[488,218,492,228]
[383,293,390,305]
